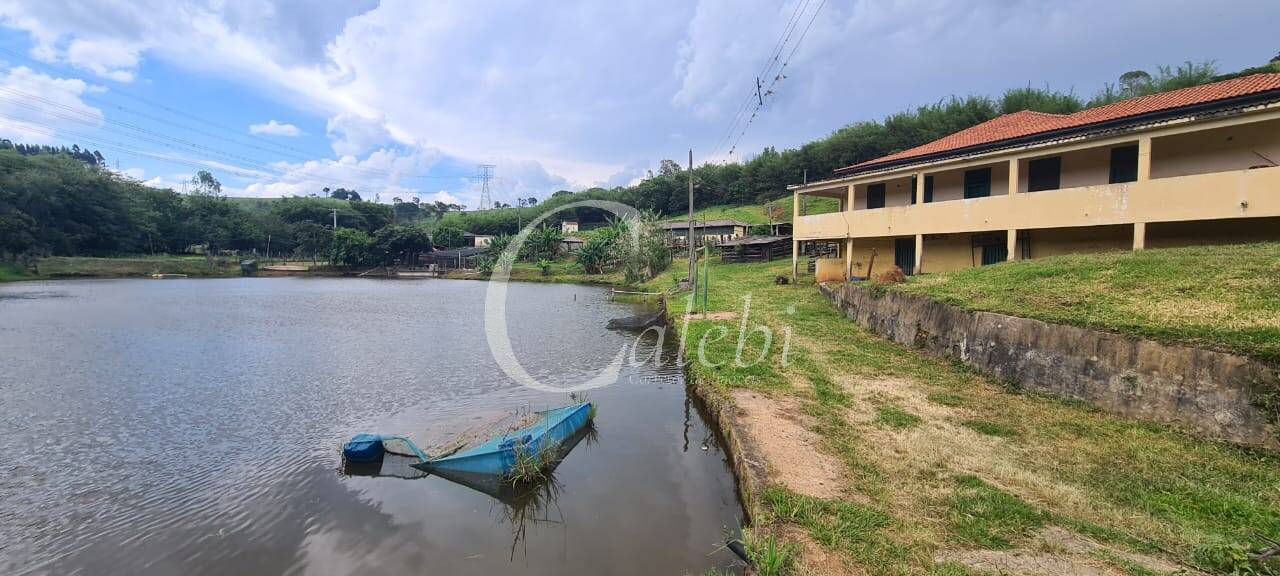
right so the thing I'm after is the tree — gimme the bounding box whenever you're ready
[764,203,786,226]
[329,187,362,202]
[190,170,222,197]
[1118,70,1153,95]
[293,221,332,264]
[432,224,465,248]
[329,228,371,268]
[370,224,432,265]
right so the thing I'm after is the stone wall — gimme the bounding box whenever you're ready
[818,283,1278,449]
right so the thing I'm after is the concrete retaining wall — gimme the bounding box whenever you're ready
[818,283,1279,449]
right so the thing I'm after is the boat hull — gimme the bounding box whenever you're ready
[413,402,592,477]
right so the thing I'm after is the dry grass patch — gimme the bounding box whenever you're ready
[732,390,846,499]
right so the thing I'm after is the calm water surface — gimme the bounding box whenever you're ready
[0,278,741,575]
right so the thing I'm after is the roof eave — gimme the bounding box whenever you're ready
[831,89,1280,178]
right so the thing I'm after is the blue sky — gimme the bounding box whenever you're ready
[0,0,1275,208]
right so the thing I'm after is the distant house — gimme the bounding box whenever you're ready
[463,232,494,248]
[660,219,750,247]
[562,236,585,252]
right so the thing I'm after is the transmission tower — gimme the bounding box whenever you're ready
[477,164,495,210]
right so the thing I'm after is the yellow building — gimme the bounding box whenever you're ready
[791,73,1280,281]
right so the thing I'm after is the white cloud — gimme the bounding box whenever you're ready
[325,112,392,156]
[248,119,303,137]
[0,66,103,144]
[64,37,141,82]
[429,190,461,205]
[1,0,1277,199]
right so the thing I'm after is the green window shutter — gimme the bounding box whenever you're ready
[1027,157,1061,192]
[1109,145,1139,183]
[867,183,886,209]
[963,168,991,199]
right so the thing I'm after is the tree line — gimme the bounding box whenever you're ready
[2,56,1274,262]
[438,58,1274,235]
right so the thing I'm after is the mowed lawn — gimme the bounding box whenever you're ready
[644,257,1280,576]
[894,242,1280,365]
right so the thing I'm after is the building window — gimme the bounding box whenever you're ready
[1027,157,1061,192]
[867,183,886,209]
[1110,145,1139,183]
[963,168,991,199]
[924,175,934,203]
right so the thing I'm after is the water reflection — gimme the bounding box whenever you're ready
[0,278,742,576]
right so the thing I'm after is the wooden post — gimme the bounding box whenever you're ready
[791,187,801,281]
[688,149,696,289]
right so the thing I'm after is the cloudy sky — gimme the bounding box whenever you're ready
[0,0,1274,208]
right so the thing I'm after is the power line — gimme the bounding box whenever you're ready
[710,0,813,159]
[0,45,474,183]
[725,0,826,158]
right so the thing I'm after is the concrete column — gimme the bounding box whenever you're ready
[846,184,855,212]
[914,172,925,204]
[844,238,854,281]
[791,238,799,280]
[1137,136,1152,181]
[1008,158,1019,195]
[1133,222,1146,251]
[914,233,924,274]
[1006,229,1018,261]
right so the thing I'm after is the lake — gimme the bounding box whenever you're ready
[0,278,742,575]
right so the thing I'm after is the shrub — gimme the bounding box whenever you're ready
[329,228,372,268]
[431,224,465,248]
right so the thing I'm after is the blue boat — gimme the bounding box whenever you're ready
[342,402,595,482]
[412,402,594,478]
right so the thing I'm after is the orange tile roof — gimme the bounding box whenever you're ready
[837,73,1280,175]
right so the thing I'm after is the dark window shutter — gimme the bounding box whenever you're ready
[924,175,934,203]
[867,183,886,209]
[1109,145,1139,183]
[963,168,991,199]
[1027,157,1062,192]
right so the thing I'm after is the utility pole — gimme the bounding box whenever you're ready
[330,208,339,230]
[687,149,696,290]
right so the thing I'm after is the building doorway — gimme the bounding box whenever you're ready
[894,238,916,275]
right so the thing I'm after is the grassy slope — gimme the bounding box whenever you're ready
[641,258,1279,576]
[663,196,842,226]
[893,243,1280,365]
[35,256,243,278]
